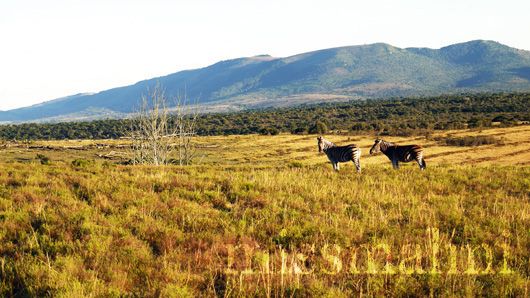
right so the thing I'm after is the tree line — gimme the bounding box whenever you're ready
[0,92,528,140]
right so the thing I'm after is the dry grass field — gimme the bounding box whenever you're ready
[4,125,529,167]
[193,125,530,167]
[0,126,529,296]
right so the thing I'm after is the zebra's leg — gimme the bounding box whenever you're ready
[416,157,426,170]
[353,158,361,173]
[392,159,399,169]
[335,163,340,171]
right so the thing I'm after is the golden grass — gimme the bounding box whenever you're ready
[193,125,530,167]
[0,126,529,296]
[3,125,529,167]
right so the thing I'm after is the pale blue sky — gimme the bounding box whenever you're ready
[1,0,529,111]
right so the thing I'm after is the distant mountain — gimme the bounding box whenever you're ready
[2,40,530,123]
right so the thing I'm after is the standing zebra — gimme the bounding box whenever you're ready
[317,136,361,173]
[369,139,426,170]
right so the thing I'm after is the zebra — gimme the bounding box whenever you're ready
[369,139,426,170]
[317,136,361,173]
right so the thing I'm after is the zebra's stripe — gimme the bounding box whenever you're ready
[370,139,426,170]
[318,136,361,173]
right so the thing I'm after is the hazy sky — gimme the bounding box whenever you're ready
[1,0,529,111]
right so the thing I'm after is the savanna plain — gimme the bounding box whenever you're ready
[0,126,529,297]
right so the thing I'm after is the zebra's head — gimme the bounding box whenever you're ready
[370,139,382,155]
[317,136,325,153]
[317,136,335,153]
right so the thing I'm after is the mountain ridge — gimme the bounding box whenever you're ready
[2,40,530,123]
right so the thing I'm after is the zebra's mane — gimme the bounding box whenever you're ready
[321,138,336,150]
[379,139,395,151]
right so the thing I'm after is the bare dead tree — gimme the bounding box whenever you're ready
[130,85,170,165]
[173,93,200,165]
[130,84,199,166]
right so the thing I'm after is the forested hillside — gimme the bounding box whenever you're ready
[0,93,528,140]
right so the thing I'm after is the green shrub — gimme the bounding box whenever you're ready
[36,154,51,165]
[71,158,92,168]
[437,135,504,146]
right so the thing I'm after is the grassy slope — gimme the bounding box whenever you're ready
[0,126,529,296]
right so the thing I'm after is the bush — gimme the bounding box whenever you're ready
[71,159,92,168]
[291,126,308,135]
[259,127,280,135]
[437,135,504,146]
[36,154,51,165]
[309,121,328,134]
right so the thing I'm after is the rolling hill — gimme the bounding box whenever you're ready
[2,40,530,123]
